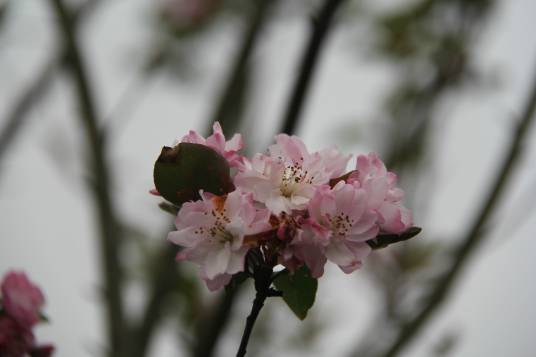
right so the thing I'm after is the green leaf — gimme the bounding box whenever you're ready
[153,143,234,206]
[367,226,422,250]
[273,266,318,320]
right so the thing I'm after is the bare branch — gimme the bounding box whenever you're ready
[207,0,278,135]
[280,0,347,135]
[0,0,102,169]
[380,64,536,357]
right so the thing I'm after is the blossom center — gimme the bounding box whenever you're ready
[280,163,312,197]
[209,208,234,243]
[328,212,355,238]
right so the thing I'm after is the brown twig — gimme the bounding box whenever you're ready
[235,256,276,357]
[235,290,268,357]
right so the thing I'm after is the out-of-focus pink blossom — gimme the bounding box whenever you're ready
[29,344,55,357]
[235,134,349,213]
[0,316,35,357]
[181,122,245,168]
[0,272,54,356]
[161,0,220,27]
[352,153,412,234]
[168,190,271,287]
[1,271,44,328]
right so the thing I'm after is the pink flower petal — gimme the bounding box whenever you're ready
[1,271,45,328]
[205,245,232,279]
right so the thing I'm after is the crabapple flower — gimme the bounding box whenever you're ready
[317,147,352,179]
[304,182,377,275]
[155,125,418,294]
[279,182,379,278]
[1,271,45,328]
[181,122,245,168]
[352,153,412,234]
[168,190,270,289]
[235,134,349,213]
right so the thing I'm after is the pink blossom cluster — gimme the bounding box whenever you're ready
[168,123,412,290]
[0,271,54,357]
[161,0,220,28]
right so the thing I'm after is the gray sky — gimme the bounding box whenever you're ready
[1,0,536,356]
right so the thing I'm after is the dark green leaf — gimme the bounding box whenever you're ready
[153,143,234,206]
[367,226,422,250]
[273,266,317,320]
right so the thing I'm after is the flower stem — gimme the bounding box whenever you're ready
[236,252,278,357]
[235,289,268,357]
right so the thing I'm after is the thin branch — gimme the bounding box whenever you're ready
[0,0,102,169]
[380,65,536,357]
[235,259,274,357]
[0,61,55,164]
[280,0,347,135]
[235,290,267,357]
[47,0,124,356]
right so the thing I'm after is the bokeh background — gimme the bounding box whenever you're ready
[1,0,536,356]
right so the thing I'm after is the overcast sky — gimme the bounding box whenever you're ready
[1,0,536,356]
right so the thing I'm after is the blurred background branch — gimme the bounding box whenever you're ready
[47,0,125,356]
[379,62,536,357]
[280,0,347,135]
[0,0,102,171]
[207,0,277,135]
[2,0,535,356]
